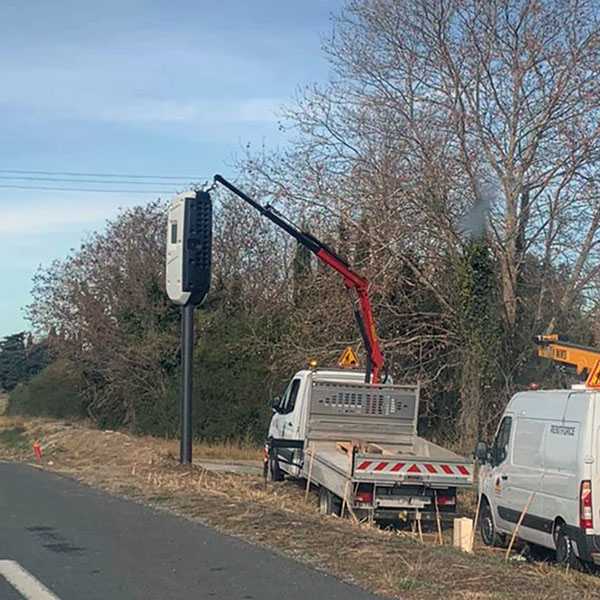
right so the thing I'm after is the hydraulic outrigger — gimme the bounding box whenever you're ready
[214,175,384,383]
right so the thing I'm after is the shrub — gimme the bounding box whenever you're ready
[8,360,85,419]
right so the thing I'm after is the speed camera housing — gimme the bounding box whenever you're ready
[166,191,212,306]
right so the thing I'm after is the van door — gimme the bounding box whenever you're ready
[483,414,514,534]
[505,417,549,545]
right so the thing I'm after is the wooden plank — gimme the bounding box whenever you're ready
[364,443,393,456]
[335,441,354,455]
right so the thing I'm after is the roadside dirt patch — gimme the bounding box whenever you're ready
[0,416,598,600]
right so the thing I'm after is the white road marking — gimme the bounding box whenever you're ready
[0,560,61,600]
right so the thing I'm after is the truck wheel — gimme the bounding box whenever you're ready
[556,526,580,569]
[480,499,504,547]
[269,454,284,482]
[318,487,342,516]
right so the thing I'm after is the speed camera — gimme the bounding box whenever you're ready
[166,191,212,306]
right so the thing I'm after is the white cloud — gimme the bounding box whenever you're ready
[0,67,283,127]
[0,44,284,127]
[94,97,283,125]
[0,201,135,235]
[233,98,284,124]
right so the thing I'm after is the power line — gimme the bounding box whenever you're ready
[0,168,210,180]
[0,184,182,194]
[0,175,197,185]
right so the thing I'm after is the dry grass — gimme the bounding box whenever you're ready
[155,436,262,461]
[0,395,8,415]
[0,415,599,600]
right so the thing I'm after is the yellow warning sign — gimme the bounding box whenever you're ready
[586,360,600,388]
[338,346,359,368]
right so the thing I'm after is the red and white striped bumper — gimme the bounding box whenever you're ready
[354,459,472,481]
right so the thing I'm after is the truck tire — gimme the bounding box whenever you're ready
[480,499,504,547]
[555,526,580,569]
[318,487,342,516]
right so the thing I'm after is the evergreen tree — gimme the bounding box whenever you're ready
[0,332,27,391]
[458,239,499,447]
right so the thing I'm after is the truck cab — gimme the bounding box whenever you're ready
[268,369,372,477]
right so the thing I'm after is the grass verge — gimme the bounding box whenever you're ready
[0,426,29,453]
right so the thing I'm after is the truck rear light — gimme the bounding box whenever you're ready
[580,480,593,529]
[435,494,456,506]
[355,484,374,504]
[355,490,373,504]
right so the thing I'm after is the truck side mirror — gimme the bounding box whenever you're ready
[270,396,281,411]
[475,441,489,462]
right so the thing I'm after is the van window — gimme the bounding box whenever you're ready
[513,418,545,468]
[282,379,301,414]
[492,416,512,466]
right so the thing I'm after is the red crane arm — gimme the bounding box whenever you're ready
[214,175,384,383]
[315,248,384,383]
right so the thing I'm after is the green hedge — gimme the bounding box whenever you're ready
[8,313,280,444]
[8,360,85,419]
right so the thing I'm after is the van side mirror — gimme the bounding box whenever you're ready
[270,396,281,411]
[475,441,489,462]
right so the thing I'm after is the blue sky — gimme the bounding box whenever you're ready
[0,0,343,336]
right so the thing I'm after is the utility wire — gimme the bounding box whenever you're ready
[0,168,210,180]
[0,184,181,194]
[0,175,198,185]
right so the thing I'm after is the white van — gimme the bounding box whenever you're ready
[476,388,600,567]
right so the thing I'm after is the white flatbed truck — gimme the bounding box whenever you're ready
[267,368,473,521]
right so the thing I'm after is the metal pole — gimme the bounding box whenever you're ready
[180,303,194,463]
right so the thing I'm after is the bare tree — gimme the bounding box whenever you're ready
[243,0,600,447]
[328,0,600,330]
[27,201,178,427]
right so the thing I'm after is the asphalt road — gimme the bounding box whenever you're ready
[0,461,381,599]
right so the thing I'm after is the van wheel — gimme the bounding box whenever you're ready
[318,487,342,516]
[269,454,284,482]
[480,499,504,547]
[556,527,580,569]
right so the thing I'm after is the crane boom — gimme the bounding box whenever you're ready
[534,334,600,387]
[214,174,384,383]
[534,334,600,375]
